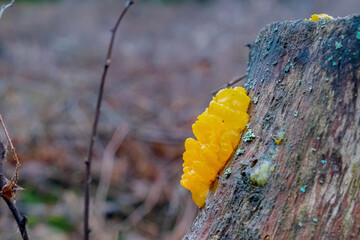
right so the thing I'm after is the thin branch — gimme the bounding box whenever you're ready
[211,74,246,96]
[0,142,29,240]
[0,115,21,183]
[0,0,15,20]
[84,1,134,239]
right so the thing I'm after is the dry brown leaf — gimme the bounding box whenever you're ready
[1,178,24,200]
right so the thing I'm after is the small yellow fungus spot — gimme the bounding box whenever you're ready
[308,14,333,22]
[181,87,250,207]
[273,136,283,145]
[250,162,271,186]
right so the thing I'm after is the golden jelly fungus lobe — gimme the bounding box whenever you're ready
[308,14,333,21]
[180,87,250,207]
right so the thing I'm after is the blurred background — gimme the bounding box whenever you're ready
[0,0,359,239]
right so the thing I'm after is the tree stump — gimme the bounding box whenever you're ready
[184,14,360,240]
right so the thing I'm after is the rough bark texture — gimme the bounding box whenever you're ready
[184,14,360,240]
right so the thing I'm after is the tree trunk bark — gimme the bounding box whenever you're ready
[184,14,360,240]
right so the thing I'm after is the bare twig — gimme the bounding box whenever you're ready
[211,74,246,96]
[0,142,29,240]
[84,1,134,239]
[0,115,21,184]
[0,0,15,20]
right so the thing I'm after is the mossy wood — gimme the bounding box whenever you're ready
[184,14,360,240]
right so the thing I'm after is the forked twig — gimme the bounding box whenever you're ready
[0,0,15,20]
[84,1,134,239]
[0,122,29,240]
[0,115,21,184]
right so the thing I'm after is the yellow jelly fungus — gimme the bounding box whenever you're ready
[308,14,333,21]
[273,136,284,145]
[180,87,250,207]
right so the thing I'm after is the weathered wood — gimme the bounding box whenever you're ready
[184,14,360,240]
